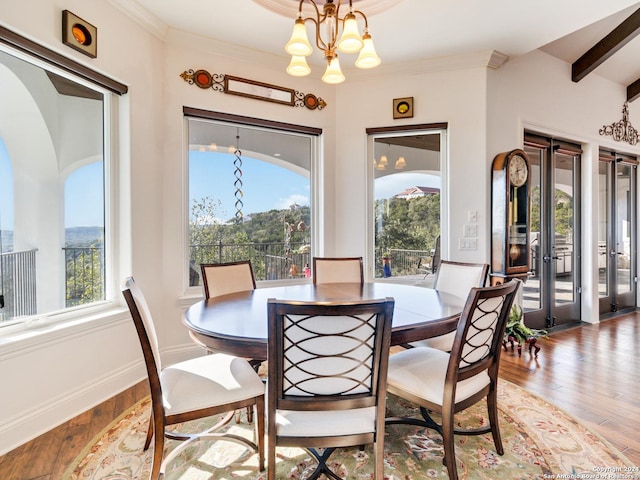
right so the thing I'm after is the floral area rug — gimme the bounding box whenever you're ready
[63,380,637,479]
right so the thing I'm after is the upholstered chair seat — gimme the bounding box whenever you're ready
[387,347,490,406]
[275,407,376,437]
[161,353,265,416]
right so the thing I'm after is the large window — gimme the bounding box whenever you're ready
[368,127,445,283]
[186,113,319,286]
[0,31,124,326]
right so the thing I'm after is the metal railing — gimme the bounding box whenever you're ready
[376,248,433,278]
[0,242,439,323]
[62,247,105,307]
[0,248,37,321]
[189,241,310,285]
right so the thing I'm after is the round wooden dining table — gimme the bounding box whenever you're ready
[183,282,466,360]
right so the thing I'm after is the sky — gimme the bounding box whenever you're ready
[0,143,441,230]
[189,151,310,222]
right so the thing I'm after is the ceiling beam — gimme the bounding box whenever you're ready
[628,77,640,102]
[572,7,640,83]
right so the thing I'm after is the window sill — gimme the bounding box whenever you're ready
[0,303,130,356]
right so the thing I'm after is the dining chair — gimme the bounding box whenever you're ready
[266,297,395,480]
[410,260,489,351]
[312,256,364,284]
[385,281,518,480]
[122,277,265,479]
[200,260,257,299]
[199,260,261,362]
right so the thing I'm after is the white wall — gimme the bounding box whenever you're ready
[1,0,639,456]
[487,50,640,323]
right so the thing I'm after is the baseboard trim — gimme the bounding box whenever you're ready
[0,359,144,455]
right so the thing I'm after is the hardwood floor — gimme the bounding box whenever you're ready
[500,311,640,465]
[1,312,639,479]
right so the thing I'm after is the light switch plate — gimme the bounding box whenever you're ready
[463,223,478,237]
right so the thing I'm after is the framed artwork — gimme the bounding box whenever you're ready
[224,75,295,106]
[62,10,97,58]
[393,97,414,119]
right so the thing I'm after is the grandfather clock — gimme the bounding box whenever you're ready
[490,149,531,285]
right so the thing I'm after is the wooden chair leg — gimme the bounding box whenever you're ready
[487,389,504,455]
[441,409,459,480]
[144,413,154,450]
[254,397,265,472]
[151,421,165,480]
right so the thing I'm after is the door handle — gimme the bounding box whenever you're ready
[542,255,560,262]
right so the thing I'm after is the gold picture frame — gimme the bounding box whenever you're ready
[224,75,295,106]
[62,10,97,58]
[393,97,414,119]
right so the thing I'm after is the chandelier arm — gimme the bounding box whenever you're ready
[298,0,332,51]
[351,10,369,28]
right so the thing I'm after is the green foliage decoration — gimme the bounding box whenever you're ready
[504,304,547,345]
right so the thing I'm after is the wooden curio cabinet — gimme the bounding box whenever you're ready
[491,149,531,285]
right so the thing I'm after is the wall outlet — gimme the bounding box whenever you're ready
[459,238,477,250]
[468,210,477,222]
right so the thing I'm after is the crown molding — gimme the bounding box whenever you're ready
[343,50,510,80]
[106,0,168,40]
[252,0,404,18]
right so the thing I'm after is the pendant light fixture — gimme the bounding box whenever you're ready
[285,0,381,84]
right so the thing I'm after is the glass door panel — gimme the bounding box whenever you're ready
[598,150,638,314]
[616,163,633,297]
[553,152,576,308]
[598,160,609,298]
[523,135,581,329]
[599,153,637,315]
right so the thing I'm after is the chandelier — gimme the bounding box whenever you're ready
[284,0,381,84]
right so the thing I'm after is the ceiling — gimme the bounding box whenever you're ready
[111,0,640,97]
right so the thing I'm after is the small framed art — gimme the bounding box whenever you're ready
[393,97,414,119]
[62,10,97,58]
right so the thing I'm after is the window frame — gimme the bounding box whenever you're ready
[183,108,322,293]
[365,124,449,282]
[0,27,126,333]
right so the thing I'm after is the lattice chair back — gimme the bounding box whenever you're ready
[449,281,518,381]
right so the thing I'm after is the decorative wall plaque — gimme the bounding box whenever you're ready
[180,69,327,111]
[393,97,413,119]
[62,10,97,58]
[600,102,638,146]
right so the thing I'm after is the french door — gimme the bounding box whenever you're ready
[523,134,582,329]
[598,150,637,315]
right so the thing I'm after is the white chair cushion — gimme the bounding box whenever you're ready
[275,406,376,437]
[161,353,264,416]
[409,331,456,352]
[387,347,490,406]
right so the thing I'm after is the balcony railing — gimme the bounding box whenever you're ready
[0,248,37,321]
[189,241,311,285]
[63,247,105,307]
[0,243,438,323]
